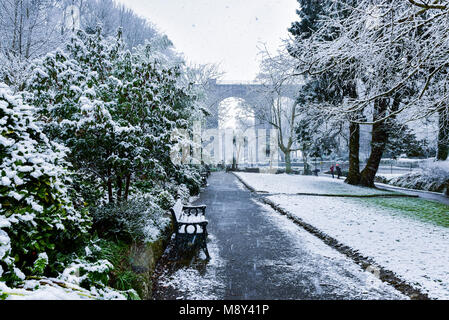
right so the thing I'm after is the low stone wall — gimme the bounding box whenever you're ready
[127,221,173,299]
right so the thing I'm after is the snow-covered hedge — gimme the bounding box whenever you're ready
[0,83,90,284]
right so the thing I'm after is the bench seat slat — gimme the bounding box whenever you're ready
[179,215,207,223]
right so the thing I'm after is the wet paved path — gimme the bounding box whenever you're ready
[153,172,406,300]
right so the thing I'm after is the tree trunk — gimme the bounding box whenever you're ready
[359,98,390,187]
[285,151,292,173]
[345,121,361,185]
[12,0,19,55]
[444,179,449,197]
[345,83,361,185]
[232,135,237,170]
[107,168,113,203]
[437,107,449,161]
[116,175,122,202]
[18,0,23,57]
[303,153,310,175]
[124,174,131,201]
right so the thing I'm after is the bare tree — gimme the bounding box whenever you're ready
[254,49,303,173]
[0,0,65,88]
[0,0,63,59]
[0,0,172,90]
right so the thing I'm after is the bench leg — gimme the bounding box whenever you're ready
[203,245,210,260]
[201,234,210,260]
[169,235,180,261]
[173,233,210,260]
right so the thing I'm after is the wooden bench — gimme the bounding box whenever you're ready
[170,199,210,259]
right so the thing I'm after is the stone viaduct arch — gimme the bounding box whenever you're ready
[201,79,301,166]
[204,79,299,129]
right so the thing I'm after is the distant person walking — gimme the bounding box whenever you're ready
[330,165,335,178]
[336,164,342,179]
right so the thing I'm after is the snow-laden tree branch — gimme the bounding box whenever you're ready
[288,0,449,126]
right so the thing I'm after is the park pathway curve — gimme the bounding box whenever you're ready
[152,172,406,300]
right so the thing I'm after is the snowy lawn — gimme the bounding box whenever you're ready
[235,172,397,195]
[236,172,449,299]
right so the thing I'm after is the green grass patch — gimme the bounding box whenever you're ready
[364,197,449,228]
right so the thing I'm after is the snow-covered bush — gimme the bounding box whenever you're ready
[176,184,190,204]
[24,28,204,206]
[91,195,171,242]
[0,53,30,92]
[1,241,135,300]
[0,83,90,284]
[56,241,139,300]
[388,161,449,193]
[0,276,130,300]
[156,190,175,210]
[61,259,113,289]
[31,253,49,276]
[175,165,203,196]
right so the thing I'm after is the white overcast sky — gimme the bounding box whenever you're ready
[115,0,299,81]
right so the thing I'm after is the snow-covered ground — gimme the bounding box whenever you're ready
[235,172,449,299]
[235,172,393,195]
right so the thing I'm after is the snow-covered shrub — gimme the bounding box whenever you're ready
[388,161,449,193]
[176,184,190,204]
[175,165,203,196]
[91,195,171,242]
[1,241,135,300]
[0,53,30,92]
[24,28,205,207]
[156,190,175,210]
[0,276,130,300]
[374,175,389,184]
[0,83,90,284]
[61,259,113,289]
[32,253,49,276]
[56,241,139,300]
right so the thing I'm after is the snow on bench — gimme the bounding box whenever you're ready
[170,199,210,259]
